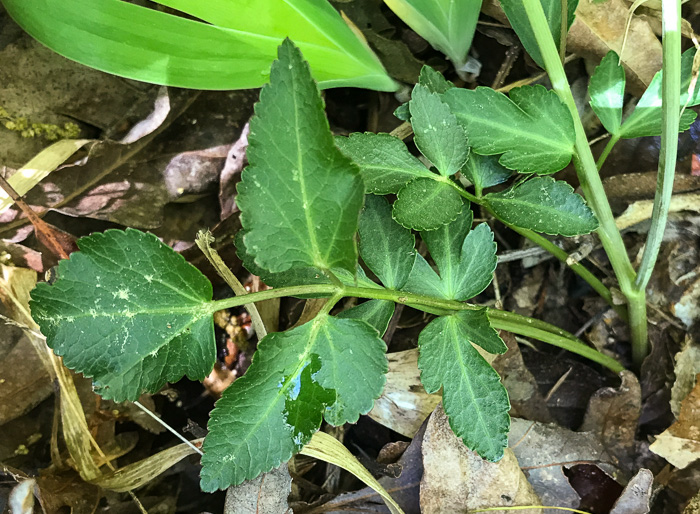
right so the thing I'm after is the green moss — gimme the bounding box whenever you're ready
[0,105,81,140]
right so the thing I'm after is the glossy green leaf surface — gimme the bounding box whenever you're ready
[618,48,700,139]
[337,300,395,336]
[589,51,625,135]
[30,229,216,402]
[335,133,433,194]
[500,0,579,68]
[443,85,575,174]
[200,314,387,490]
[359,195,417,289]
[418,309,509,461]
[238,40,364,275]
[392,178,464,231]
[402,212,497,301]
[383,0,481,68]
[462,154,513,193]
[2,0,397,91]
[410,84,469,177]
[484,177,599,236]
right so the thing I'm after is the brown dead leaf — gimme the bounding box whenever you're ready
[219,122,250,220]
[224,464,292,514]
[568,0,662,94]
[671,338,700,418]
[420,405,541,513]
[650,374,700,469]
[609,468,653,514]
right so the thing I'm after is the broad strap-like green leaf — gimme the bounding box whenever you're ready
[200,314,387,491]
[418,310,509,461]
[500,0,579,68]
[337,300,395,336]
[484,177,599,236]
[618,48,700,139]
[30,229,215,402]
[359,195,416,289]
[410,84,469,177]
[238,40,364,275]
[2,0,397,91]
[392,178,464,231]
[589,51,625,135]
[335,133,433,194]
[402,212,497,301]
[383,0,481,69]
[462,154,513,192]
[443,85,575,174]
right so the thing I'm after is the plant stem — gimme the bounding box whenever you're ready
[209,282,624,372]
[595,135,620,170]
[634,0,681,292]
[521,0,646,361]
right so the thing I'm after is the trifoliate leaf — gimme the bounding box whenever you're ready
[393,178,464,231]
[237,39,363,275]
[410,84,469,177]
[618,48,700,139]
[402,212,497,301]
[462,153,513,193]
[359,195,416,289]
[200,315,387,490]
[335,132,433,194]
[418,309,509,461]
[443,85,575,174]
[418,65,455,94]
[337,300,395,336]
[500,0,579,68]
[589,51,625,135]
[30,229,216,402]
[484,176,599,236]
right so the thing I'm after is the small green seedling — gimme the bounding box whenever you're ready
[28,0,697,495]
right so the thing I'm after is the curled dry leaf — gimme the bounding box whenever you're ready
[224,464,292,514]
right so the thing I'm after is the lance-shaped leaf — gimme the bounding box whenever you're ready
[618,48,700,139]
[410,84,469,177]
[30,229,216,402]
[484,176,599,236]
[403,212,498,301]
[589,51,625,135]
[462,153,513,193]
[393,178,464,231]
[418,309,509,461]
[443,85,575,174]
[359,195,416,289]
[335,133,433,194]
[238,40,364,275]
[384,0,481,70]
[3,0,397,91]
[500,0,579,68]
[200,315,387,491]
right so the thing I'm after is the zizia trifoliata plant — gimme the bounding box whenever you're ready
[33,35,659,492]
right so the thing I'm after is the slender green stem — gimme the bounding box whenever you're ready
[634,0,681,292]
[209,282,624,372]
[596,135,620,170]
[521,0,646,359]
[449,180,620,316]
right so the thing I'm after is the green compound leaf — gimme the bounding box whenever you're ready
[589,51,625,135]
[200,314,387,491]
[30,229,215,402]
[462,153,514,193]
[238,40,364,275]
[402,212,497,301]
[618,48,700,139]
[410,84,469,177]
[443,85,575,174]
[484,177,599,236]
[335,132,433,194]
[359,195,417,289]
[418,309,509,461]
[3,0,397,92]
[393,178,464,231]
[500,0,579,69]
[337,300,395,336]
